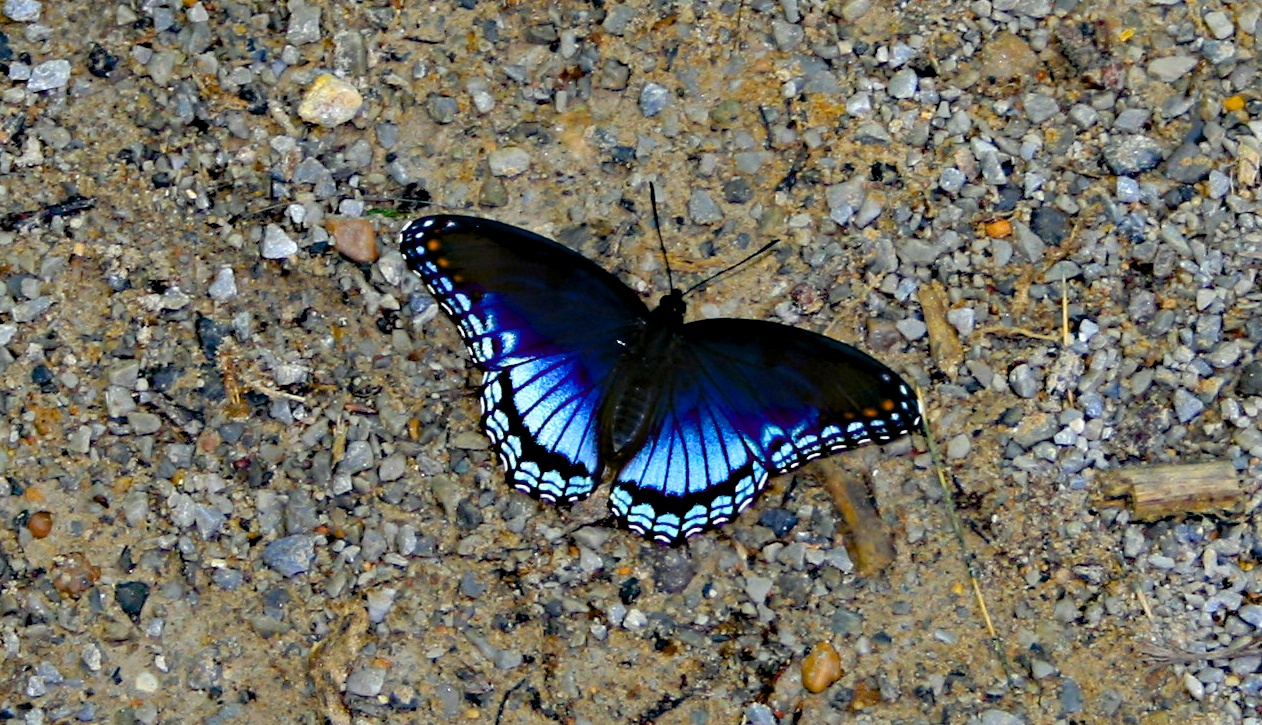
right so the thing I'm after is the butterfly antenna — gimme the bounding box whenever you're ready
[649,182,676,291]
[683,238,779,296]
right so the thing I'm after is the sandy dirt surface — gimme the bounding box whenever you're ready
[1,1,1259,723]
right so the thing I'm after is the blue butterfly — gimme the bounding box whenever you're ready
[400,215,921,544]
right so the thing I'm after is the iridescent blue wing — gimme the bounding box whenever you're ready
[610,319,920,543]
[399,215,649,502]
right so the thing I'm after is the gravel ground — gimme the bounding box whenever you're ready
[1,0,1261,723]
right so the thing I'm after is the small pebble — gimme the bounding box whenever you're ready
[51,553,100,596]
[639,83,669,117]
[1184,671,1205,700]
[744,575,774,605]
[687,189,723,225]
[366,587,397,623]
[1116,177,1141,203]
[1104,135,1164,175]
[326,217,378,263]
[1204,11,1234,39]
[297,74,363,128]
[981,32,1039,81]
[1147,55,1198,82]
[426,94,458,124]
[135,671,159,693]
[939,167,966,193]
[801,642,843,693]
[622,608,648,630]
[1023,94,1059,123]
[261,224,298,259]
[286,4,321,45]
[262,535,315,577]
[115,581,151,622]
[888,68,918,99]
[4,0,40,22]
[984,219,1012,238]
[771,20,803,51]
[1165,143,1212,183]
[27,59,70,92]
[757,508,798,537]
[488,146,531,177]
[208,267,237,301]
[27,510,52,538]
[345,666,386,697]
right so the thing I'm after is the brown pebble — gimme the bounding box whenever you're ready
[802,641,843,693]
[27,510,53,538]
[51,552,101,596]
[327,217,378,263]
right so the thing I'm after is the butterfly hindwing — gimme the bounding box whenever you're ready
[400,215,649,502]
[610,318,920,543]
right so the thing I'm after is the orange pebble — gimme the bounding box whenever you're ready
[27,510,53,538]
[802,642,843,693]
[1224,95,1246,112]
[327,217,379,263]
[984,218,1013,238]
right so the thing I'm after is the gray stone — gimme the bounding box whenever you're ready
[27,59,69,92]
[687,189,723,225]
[639,83,669,117]
[488,146,530,177]
[1147,55,1198,82]
[939,167,966,193]
[1164,142,1212,183]
[770,20,803,51]
[345,666,385,697]
[262,535,315,577]
[1173,388,1204,422]
[601,5,636,35]
[286,4,321,45]
[208,267,236,301]
[1104,135,1164,175]
[888,68,918,99]
[1113,108,1150,133]
[1023,93,1059,123]
[261,225,298,259]
[3,0,41,22]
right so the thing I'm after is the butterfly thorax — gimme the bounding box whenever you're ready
[597,290,687,465]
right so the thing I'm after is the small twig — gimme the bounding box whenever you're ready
[1139,634,1262,667]
[1060,270,1070,347]
[495,678,529,725]
[916,386,1015,686]
[975,325,1062,343]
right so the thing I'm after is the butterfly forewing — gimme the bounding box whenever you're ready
[400,215,649,502]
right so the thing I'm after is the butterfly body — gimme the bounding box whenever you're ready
[599,291,686,463]
[401,214,920,544]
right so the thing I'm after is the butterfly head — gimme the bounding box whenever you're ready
[653,289,686,324]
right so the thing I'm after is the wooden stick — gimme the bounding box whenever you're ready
[917,280,963,376]
[1109,461,1243,520]
[819,463,896,576]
